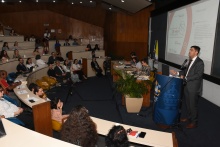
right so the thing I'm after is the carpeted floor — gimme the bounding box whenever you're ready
[47,76,220,147]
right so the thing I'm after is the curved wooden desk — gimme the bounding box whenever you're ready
[13,65,52,136]
[1,119,77,147]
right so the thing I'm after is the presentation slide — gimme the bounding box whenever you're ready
[165,0,219,74]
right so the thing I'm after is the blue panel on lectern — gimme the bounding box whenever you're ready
[153,74,183,125]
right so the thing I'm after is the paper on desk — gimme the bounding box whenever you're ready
[17,90,28,95]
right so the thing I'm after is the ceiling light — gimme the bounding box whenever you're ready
[71,2,74,4]
[53,0,55,2]
[121,0,124,2]
[90,1,92,3]
[36,0,38,2]
[19,1,22,2]
[1,0,5,3]
[109,7,112,10]
[80,1,82,3]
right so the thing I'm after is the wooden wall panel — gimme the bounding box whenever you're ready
[104,5,155,60]
[0,10,103,40]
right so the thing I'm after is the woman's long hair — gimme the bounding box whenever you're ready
[61,105,98,147]
[105,125,129,147]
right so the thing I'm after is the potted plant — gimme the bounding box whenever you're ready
[115,70,152,113]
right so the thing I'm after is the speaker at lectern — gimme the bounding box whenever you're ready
[153,74,183,126]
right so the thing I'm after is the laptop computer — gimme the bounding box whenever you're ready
[0,120,6,138]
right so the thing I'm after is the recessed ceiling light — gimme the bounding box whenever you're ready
[1,0,5,3]
[80,1,82,3]
[36,0,38,2]
[109,7,112,10]
[53,0,55,2]
[121,0,124,2]
[90,1,92,3]
[71,2,74,4]
[19,0,22,3]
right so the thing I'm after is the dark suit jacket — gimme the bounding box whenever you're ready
[47,56,56,64]
[16,63,28,72]
[54,66,65,77]
[180,57,204,95]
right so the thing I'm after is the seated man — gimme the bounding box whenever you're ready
[0,70,21,106]
[0,86,34,130]
[47,64,56,78]
[47,52,57,64]
[54,61,70,82]
[33,85,49,101]
[91,57,103,77]
[16,58,29,74]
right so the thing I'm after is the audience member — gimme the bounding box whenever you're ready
[35,55,46,67]
[93,44,100,51]
[12,41,21,50]
[16,58,29,74]
[28,83,38,93]
[55,40,61,53]
[29,35,36,42]
[91,50,96,58]
[9,29,18,36]
[61,105,98,147]
[24,36,29,41]
[56,52,64,62]
[54,60,70,82]
[0,50,10,61]
[33,47,40,56]
[2,42,9,51]
[86,44,92,51]
[105,125,129,147]
[91,57,103,77]
[43,29,50,54]
[0,85,34,130]
[13,49,22,59]
[71,59,87,80]
[51,98,69,124]
[68,35,73,40]
[0,70,21,106]
[141,58,151,76]
[64,39,70,46]
[47,64,56,78]
[33,85,48,101]
[48,52,57,64]
[26,58,36,71]
[72,39,79,46]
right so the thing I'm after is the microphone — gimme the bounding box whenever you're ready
[180,59,188,69]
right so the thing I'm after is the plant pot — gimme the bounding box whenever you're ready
[125,96,143,113]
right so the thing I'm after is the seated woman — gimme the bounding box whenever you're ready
[51,98,69,131]
[0,85,34,130]
[13,49,21,59]
[35,54,46,67]
[26,58,36,71]
[93,44,100,51]
[85,44,92,51]
[141,58,151,76]
[9,29,18,36]
[0,50,10,62]
[71,59,87,80]
[33,47,40,56]
[91,57,103,77]
[12,41,21,50]
[2,42,9,51]
[61,105,98,147]
[105,125,129,147]
[132,57,142,71]
[63,59,80,83]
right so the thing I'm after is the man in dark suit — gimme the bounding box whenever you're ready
[47,52,56,64]
[16,58,29,74]
[170,46,204,129]
[91,57,103,77]
[54,61,70,82]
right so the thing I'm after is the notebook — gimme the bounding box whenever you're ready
[0,119,6,138]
